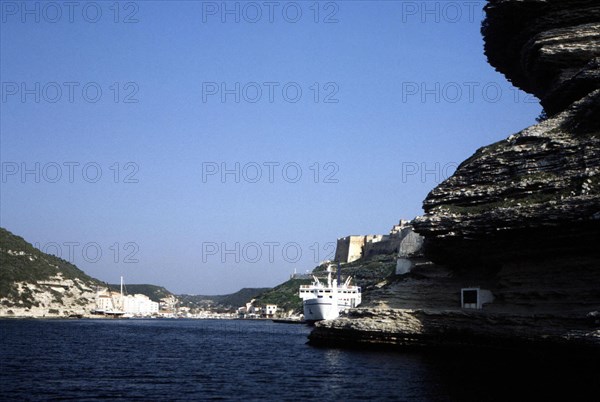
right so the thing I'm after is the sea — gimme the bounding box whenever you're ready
[0,319,597,401]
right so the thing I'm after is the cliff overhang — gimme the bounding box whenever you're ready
[309,0,600,351]
[482,0,600,116]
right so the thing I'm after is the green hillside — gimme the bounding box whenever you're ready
[107,284,174,303]
[253,278,311,313]
[178,287,270,312]
[313,255,397,289]
[0,227,102,306]
[254,256,397,314]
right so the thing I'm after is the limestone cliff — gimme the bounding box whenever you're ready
[414,0,600,273]
[0,227,101,317]
[482,0,600,116]
[309,261,600,350]
[413,91,600,269]
[310,0,600,351]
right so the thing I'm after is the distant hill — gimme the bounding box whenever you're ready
[0,227,102,317]
[107,284,174,303]
[0,227,287,317]
[0,227,183,317]
[253,278,311,313]
[0,226,398,318]
[0,228,101,290]
[178,287,270,312]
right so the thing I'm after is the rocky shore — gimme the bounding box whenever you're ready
[309,263,600,351]
[309,308,599,351]
[309,0,600,352]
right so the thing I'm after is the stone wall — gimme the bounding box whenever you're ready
[363,235,398,258]
[335,221,423,263]
[334,236,366,263]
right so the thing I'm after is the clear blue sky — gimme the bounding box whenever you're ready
[1,1,541,294]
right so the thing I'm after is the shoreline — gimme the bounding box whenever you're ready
[307,307,600,355]
[0,315,298,321]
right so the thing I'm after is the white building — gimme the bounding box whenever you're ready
[262,304,278,317]
[94,288,159,316]
[461,288,494,309]
[95,288,129,313]
[123,294,159,315]
[95,290,119,312]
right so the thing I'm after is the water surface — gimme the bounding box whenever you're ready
[0,319,596,401]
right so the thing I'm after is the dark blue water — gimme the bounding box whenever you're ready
[0,319,597,401]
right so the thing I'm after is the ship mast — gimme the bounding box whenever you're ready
[120,276,124,312]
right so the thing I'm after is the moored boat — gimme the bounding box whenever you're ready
[299,263,361,323]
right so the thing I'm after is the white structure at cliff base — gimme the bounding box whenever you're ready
[94,277,159,316]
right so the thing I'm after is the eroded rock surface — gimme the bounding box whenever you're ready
[413,90,600,268]
[310,262,600,350]
[309,307,600,350]
[310,0,600,351]
[482,0,600,115]
[414,0,600,273]
[0,228,100,317]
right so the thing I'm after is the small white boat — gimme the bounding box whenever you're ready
[299,263,361,323]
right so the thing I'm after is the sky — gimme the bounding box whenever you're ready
[0,0,542,294]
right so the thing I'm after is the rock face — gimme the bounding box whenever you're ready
[309,308,600,351]
[0,227,101,317]
[310,0,600,351]
[413,91,600,269]
[309,262,600,349]
[1,274,98,318]
[414,0,600,272]
[482,0,600,115]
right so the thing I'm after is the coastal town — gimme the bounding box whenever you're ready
[0,220,425,321]
[85,220,425,321]
[93,283,281,320]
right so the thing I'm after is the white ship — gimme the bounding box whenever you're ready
[299,264,361,322]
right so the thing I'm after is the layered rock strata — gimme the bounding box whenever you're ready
[308,308,600,351]
[309,262,600,350]
[413,90,600,269]
[482,0,600,115]
[414,0,600,273]
[310,0,600,351]
[0,228,100,317]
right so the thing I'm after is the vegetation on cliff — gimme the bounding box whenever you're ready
[253,279,312,313]
[254,256,398,314]
[0,227,101,309]
[0,228,100,286]
[107,284,175,303]
[314,255,397,290]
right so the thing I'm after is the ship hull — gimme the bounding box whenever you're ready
[299,267,361,323]
[303,299,339,322]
